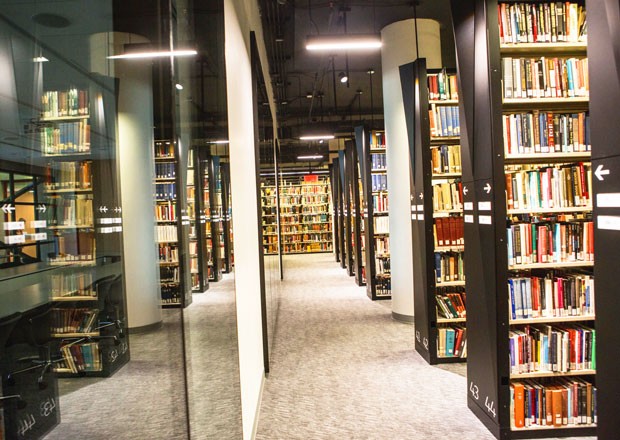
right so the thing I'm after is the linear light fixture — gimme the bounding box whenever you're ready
[297,155,324,160]
[107,49,198,60]
[306,34,382,52]
[210,140,229,144]
[261,170,330,177]
[299,134,335,141]
[32,56,49,62]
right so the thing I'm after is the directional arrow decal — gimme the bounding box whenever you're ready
[1,204,14,214]
[99,206,108,213]
[484,183,492,194]
[36,204,46,213]
[419,192,424,200]
[595,164,610,181]
[463,186,468,196]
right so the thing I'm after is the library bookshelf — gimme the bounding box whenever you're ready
[400,61,467,364]
[451,0,596,437]
[354,126,391,300]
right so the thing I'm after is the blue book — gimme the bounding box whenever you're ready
[566,59,574,97]
[445,328,455,357]
[434,252,442,282]
[508,279,516,320]
[439,106,448,137]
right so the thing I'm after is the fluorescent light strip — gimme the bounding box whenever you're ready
[107,49,197,60]
[33,56,49,62]
[297,155,324,160]
[299,135,335,141]
[210,140,229,144]
[261,170,330,176]
[306,36,382,52]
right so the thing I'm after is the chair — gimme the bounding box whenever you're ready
[6,305,56,390]
[0,313,27,408]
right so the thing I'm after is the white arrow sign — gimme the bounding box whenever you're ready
[114,207,122,213]
[36,204,46,213]
[99,206,108,213]
[419,192,424,200]
[484,183,492,194]
[463,186,468,195]
[1,204,14,214]
[595,164,610,181]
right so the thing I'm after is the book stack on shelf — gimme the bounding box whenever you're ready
[430,69,467,361]
[154,140,182,306]
[369,131,391,297]
[40,83,129,379]
[449,0,596,436]
[400,62,466,362]
[499,2,595,432]
[260,177,333,255]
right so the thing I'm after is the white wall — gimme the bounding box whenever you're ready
[381,20,441,321]
[224,1,276,438]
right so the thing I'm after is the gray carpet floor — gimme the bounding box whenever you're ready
[255,253,596,440]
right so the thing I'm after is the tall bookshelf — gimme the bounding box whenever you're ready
[589,0,620,437]
[345,140,364,281]
[260,176,333,255]
[354,126,391,300]
[40,80,130,377]
[187,147,209,293]
[451,0,595,437]
[154,140,192,307]
[220,162,233,272]
[204,154,222,282]
[400,61,467,364]
[330,157,346,266]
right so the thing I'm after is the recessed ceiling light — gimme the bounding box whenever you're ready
[32,57,49,63]
[175,83,184,90]
[339,72,348,83]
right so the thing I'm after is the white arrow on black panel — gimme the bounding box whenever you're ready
[463,186,468,196]
[595,164,610,181]
[484,183,492,194]
[36,204,46,213]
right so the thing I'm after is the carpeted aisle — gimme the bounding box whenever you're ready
[255,253,594,440]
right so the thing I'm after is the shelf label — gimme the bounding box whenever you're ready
[411,214,416,220]
[114,217,122,224]
[182,216,190,221]
[478,201,491,211]
[182,221,190,226]
[464,214,474,224]
[416,204,423,212]
[411,205,416,212]
[98,227,114,234]
[3,221,25,231]
[98,218,115,225]
[598,215,620,231]
[6,234,25,244]
[464,202,473,211]
[597,193,620,208]
[417,213,424,221]
[479,215,492,225]
[469,382,480,400]
[31,220,47,228]
[27,232,47,241]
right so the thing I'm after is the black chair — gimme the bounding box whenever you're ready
[6,305,57,390]
[0,313,27,408]
[94,274,125,344]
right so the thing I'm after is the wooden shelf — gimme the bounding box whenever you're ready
[504,151,591,163]
[508,261,594,270]
[436,280,466,287]
[430,136,460,143]
[44,187,92,193]
[507,205,592,215]
[500,42,587,55]
[510,424,596,432]
[40,114,90,121]
[502,97,589,108]
[52,332,99,338]
[432,173,462,179]
[510,369,596,379]
[435,245,464,252]
[510,315,595,325]
[371,169,387,174]
[52,296,97,302]
[437,317,466,324]
[47,224,93,230]
[433,210,463,217]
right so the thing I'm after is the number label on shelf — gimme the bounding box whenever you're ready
[422,337,429,350]
[479,215,492,225]
[416,204,424,212]
[416,330,421,342]
[469,381,480,400]
[6,234,25,244]
[484,396,497,419]
[464,202,473,211]
[464,214,474,224]
[31,220,47,228]
[478,201,491,211]
[597,192,620,208]
[598,215,620,231]
[417,214,424,221]
[3,221,24,231]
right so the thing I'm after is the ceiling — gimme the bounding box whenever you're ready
[257,0,456,165]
